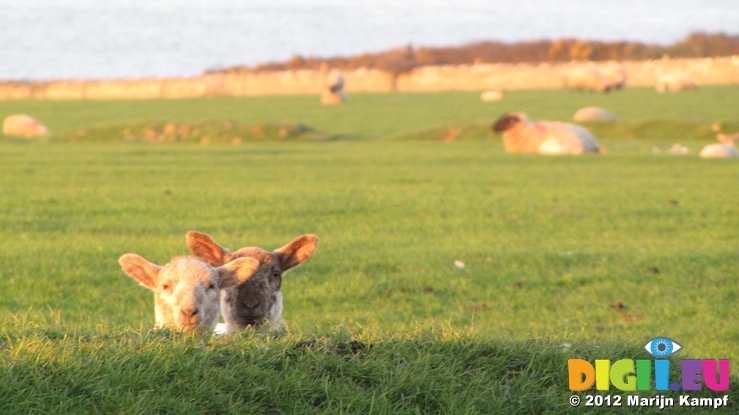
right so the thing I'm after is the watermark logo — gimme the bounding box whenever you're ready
[567,337,730,409]
[568,337,729,392]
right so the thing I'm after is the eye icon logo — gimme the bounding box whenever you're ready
[643,337,682,357]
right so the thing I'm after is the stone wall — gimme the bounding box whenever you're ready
[396,57,739,91]
[1,56,737,100]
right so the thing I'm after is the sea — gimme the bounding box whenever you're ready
[1,0,737,81]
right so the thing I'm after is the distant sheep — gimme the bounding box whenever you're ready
[320,71,347,105]
[563,66,611,93]
[118,254,259,332]
[3,114,50,137]
[602,64,627,90]
[656,73,698,92]
[699,133,739,158]
[187,231,318,332]
[480,90,504,102]
[667,143,690,154]
[573,107,618,122]
[492,112,604,155]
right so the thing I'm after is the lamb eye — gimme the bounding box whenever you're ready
[272,271,281,278]
[208,283,216,290]
[161,284,170,290]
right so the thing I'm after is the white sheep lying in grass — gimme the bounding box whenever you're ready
[656,73,698,92]
[492,112,605,155]
[187,231,318,332]
[563,66,612,93]
[119,254,259,332]
[3,114,50,137]
[320,71,347,105]
[699,133,739,158]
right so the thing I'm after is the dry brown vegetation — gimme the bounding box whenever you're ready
[211,32,739,75]
[57,121,328,143]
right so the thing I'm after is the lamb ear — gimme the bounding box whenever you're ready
[275,234,319,271]
[186,231,232,266]
[118,254,162,289]
[218,257,260,289]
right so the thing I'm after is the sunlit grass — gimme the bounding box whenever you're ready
[0,86,737,413]
[1,139,737,357]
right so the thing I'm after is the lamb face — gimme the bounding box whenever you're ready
[153,258,221,331]
[119,255,258,332]
[186,232,318,332]
[219,248,284,329]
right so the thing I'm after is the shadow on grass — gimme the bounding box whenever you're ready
[0,317,735,414]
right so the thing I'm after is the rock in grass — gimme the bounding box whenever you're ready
[3,114,50,137]
[573,107,618,122]
[480,90,504,102]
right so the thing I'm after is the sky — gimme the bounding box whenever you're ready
[1,0,736,80]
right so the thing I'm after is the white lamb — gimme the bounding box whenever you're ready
[492,112,605,155]
[699,133,739,158]
[656,73,698,92]
[119,254,259,332]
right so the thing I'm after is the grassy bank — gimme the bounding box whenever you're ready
[1,140,737,349]
[1,319,735,414]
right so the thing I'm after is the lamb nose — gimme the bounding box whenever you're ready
[244,300,260,309]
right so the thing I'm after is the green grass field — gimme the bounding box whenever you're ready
[1,86,738,413]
